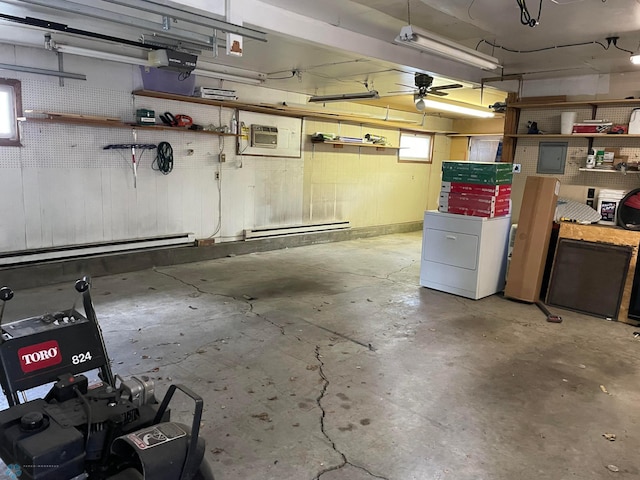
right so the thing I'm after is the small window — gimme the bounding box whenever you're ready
[0,78,22,147]
[398,131,433,163]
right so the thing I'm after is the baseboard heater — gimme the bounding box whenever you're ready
[0,233,196,266]
[244,222,350,240]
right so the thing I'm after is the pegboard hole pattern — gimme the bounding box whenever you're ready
[22,79,134,121]
[516,139,640,189]
[518,106,637,134]
[516,106,640,190]
[6,78,241,170]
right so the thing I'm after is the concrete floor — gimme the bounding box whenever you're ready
[2,231,640,479]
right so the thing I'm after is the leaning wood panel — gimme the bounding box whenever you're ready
[558,222,640,325]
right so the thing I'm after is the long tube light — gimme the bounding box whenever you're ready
[418,98,495,118]
[54,44,148,66]
[308,90,380,103]
[395,25,500,71]
[195,62,266,82]
[53,45,265,84]
[191,69,264,85]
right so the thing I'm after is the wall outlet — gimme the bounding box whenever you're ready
[219,153,226,163]
[512,163,522,173]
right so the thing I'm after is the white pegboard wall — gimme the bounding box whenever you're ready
[22,79,134,121]
[515,103,640,190]
[18,123,228,170]
[16,78,236,170]
[518,106,638,134]
[516,138,640,190]
[518,107,593,134]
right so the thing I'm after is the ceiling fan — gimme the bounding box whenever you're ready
[390,73,463,111]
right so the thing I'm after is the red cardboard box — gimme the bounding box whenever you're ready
[441,181,512,196]
[572,123,612,134]
[438,203,511,218]
[439,192,511,209]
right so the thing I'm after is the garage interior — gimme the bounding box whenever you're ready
[1,1,640,479]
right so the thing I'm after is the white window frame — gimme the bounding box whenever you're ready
[0,78,21,147]
[468,135,503,162]
[398,131,433,163]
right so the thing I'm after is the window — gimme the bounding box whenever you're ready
[468,135,503,162]
[398,131,433,163]
[0,79,22,147]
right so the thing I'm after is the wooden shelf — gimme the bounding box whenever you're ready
[311,140,399,150]
[578,168,640,173]
[505,133,640,139]
[25,117,240,137]
[509,98,640,110]
[132,89,454,135]
[446,133,503,137]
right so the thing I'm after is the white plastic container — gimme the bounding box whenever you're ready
[560,112,577,135]
[597,189,627,225]
[629,108,640,134]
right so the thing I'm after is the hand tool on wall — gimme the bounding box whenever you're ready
[132,129,138,188]
[103,139,157,188]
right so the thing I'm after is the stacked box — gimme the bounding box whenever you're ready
[439,192,511,209]
[438,161,513,218]
[441,181,512,196]
[441,161,513,185]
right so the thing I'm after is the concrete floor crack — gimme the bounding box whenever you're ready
[153,268,286,334]
[385,260,416,280]
[153,268,238,302]
[246,301,286,335]
[313,346,389,480]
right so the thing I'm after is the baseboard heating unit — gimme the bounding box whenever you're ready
[0,233,196,266]
[244,222,350,240]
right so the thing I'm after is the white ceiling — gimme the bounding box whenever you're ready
[2,0,639,115]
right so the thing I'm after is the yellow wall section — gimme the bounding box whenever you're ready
[303,118,452,227]
[449,137,469,160]
[452,118,505,134]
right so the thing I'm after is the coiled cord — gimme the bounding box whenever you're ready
[516,0,542,27]
[153,141,174,175]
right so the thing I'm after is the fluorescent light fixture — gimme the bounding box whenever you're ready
[308,90,380,103]
[422,98,495,118]
[192,69,264,85]
[54,45,148,66]
[395,25,500,71]
[195,62,266,84]
[631,53,640,65]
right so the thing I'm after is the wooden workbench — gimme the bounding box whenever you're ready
[558,222,640,325]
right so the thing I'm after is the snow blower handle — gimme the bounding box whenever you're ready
[0,287,14,334]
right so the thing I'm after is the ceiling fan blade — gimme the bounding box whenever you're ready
[428,90,449,97]
[431,83,464,91]
[387,89,415,94]
[394,83,416,89]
